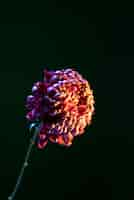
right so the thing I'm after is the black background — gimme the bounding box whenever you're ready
[0,2,134,200]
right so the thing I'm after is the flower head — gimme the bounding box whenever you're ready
[26,68,95,149]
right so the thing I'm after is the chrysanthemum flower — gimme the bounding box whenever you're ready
[8,67,95,200]
[26,68,95,149]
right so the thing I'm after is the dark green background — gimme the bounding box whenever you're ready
[0,3,133,200]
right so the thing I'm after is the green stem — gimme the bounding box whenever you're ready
[8,125,40,200]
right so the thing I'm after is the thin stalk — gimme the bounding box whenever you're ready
[8,124,40,200]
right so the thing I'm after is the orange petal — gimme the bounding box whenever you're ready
[57,136,65,145]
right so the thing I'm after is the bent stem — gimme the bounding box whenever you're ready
[8,124,40,200]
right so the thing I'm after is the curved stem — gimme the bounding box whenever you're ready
[8,125,40,200]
